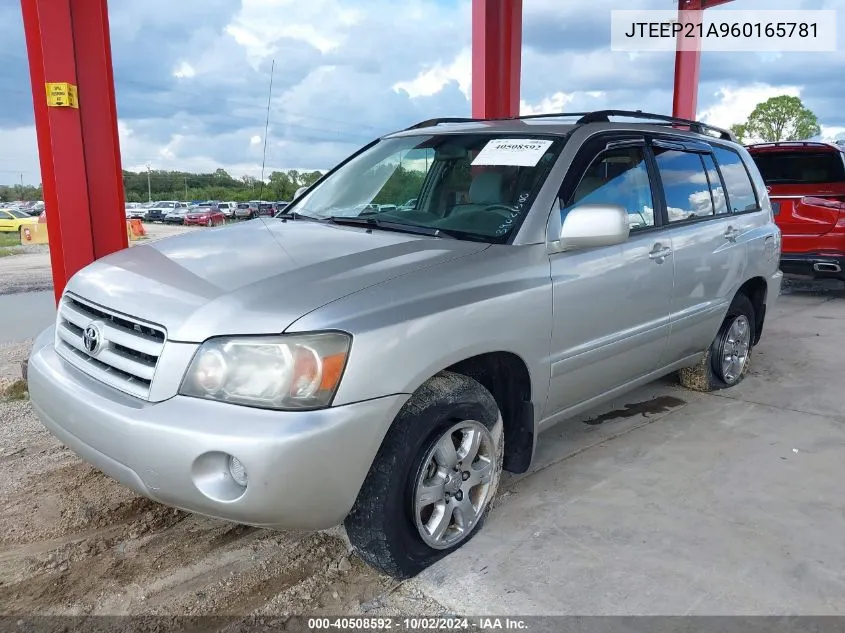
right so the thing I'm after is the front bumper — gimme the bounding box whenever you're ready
[28,327,408,530]
[780,253,844,278]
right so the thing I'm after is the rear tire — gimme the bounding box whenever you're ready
[345,371,504,579]
[678,293,756,392]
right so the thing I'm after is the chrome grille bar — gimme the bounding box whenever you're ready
[54,293,167,400]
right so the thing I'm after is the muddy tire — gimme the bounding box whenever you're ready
[345,371,504,579]
[678,293,756,392]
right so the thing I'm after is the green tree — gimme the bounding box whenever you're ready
[729,123,748,143]
[745,95,821,142]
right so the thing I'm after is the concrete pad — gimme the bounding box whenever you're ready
[721,290,845,420]
[413,290,845,615]
[0,291,56,344]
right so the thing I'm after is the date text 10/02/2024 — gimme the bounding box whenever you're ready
[624,21,818,39]
[307,617,529,630]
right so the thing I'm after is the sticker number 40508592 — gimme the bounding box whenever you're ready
[471,138,554,168]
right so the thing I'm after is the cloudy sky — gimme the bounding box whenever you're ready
[1,0,843,186]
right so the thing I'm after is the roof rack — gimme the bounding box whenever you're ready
[746,141,840,149]
[575,110,734,141]
[403,109,735,141]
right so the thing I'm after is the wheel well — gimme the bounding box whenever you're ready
[445,352,534,474]
[737,277,767,345]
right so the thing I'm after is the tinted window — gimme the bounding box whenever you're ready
[0,211,11,219]
[750,151,845,185]
[701,154,728,215]
[563,146,655,230]
[711,146,759,212]
[653,149,714,222]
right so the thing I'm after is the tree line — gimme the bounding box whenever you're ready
[0,168,324,204]
[122,168,324,203]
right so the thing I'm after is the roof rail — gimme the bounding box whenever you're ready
[402,109,736,141]
[575,110,735,141]
[404,117,482,130]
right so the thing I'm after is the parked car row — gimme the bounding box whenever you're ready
[126,200,291,224]
[1,200,45,216]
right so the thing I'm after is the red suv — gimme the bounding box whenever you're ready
[746,141,845,280]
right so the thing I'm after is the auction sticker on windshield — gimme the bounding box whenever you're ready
[471,138,554,167]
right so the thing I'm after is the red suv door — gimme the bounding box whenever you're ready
[746,142,845,279]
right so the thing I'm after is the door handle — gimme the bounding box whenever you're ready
[649,244,672,261]
[724,226,740,242]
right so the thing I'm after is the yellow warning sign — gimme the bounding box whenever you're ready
[45,82,78,108]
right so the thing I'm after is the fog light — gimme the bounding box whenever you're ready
[228,456,248,487]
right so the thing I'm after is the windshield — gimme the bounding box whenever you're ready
[288,133,564,242]
[8,209,29,219]
[750,151,845,185]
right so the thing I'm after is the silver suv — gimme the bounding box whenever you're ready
[28,110,782,579]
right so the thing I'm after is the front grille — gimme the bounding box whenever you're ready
[55,293,167,400]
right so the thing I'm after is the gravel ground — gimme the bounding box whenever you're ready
[0,340,446,621]
[0,224,200,296]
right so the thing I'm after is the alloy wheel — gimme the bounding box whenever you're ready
[412,420,498,550]
[718,315,751,384]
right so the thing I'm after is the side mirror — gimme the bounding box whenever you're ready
[557,204,630,251]
[294,186,308,199]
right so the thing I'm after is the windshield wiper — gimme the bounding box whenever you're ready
[277,210,322,222]
[326,216,456,239]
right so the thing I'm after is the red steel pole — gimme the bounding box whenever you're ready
[672,0,737,120]
[20,0,127,304]
[471,0,523,119]
[672,0,703,120]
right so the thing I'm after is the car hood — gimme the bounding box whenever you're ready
[65,218,489,342]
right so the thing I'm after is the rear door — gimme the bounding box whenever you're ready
[748,145,845,238]
[649,137,749,363]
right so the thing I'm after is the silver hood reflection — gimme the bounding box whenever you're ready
[64,218,489,342]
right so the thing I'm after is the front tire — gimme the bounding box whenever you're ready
[678,293,756,392]
[345,371,504,579]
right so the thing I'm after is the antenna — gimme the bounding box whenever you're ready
[258,58,275,204]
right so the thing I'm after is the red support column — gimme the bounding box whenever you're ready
[671,0,703,121]
[472,0,523,119]
[21,0,127,304]
[672,0,737,120]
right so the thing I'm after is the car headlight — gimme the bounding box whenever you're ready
[179,332,351,410]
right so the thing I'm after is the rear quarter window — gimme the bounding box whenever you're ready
[711,146,760,213]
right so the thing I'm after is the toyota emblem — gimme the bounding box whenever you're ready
[82,322,103,355]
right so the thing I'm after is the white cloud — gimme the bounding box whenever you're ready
[697,84,801,130]
[173,61,196,78]
[520,92,574,115]
[393,48,471,100]
[250,135,262,145]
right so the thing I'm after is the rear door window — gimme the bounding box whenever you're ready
[701,154,729,215]
[711,146,760,213]
[652,148,715,222]
[750,151,845,185]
